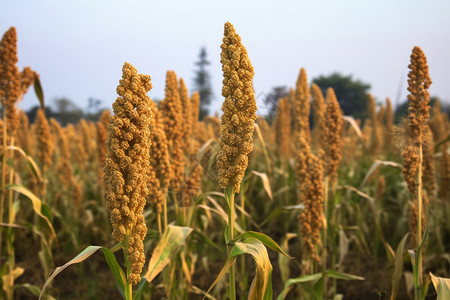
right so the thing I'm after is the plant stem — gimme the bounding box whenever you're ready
[123,237,133,300]
[415,142,424,300]
[322,175,329,298]
[226,186,236,300]
[157,212,162,234]
[163,194,168,232]
[0,112,7,263]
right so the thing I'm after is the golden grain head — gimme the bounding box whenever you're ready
[0,26,21,137]
[104,62,152,285]
[148,99,172,203]
[298,153,323,262]
[217,21,256,193]
[294,68,311,141]
[161,70,182,142]
[274,97,291,157]
[320,88,343,181]
[401,46,432,153]
[35,109,54,171]
[191,91,200,125]
[179,78,192,141]
[311,83,325,131]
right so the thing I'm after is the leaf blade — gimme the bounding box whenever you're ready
[144,225,193,283]
[6,184,55,239]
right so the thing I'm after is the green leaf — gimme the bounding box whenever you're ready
[16,283,56,299]
[259,206,283,227]
[276,270,364,300]
[277,273,323,300]
[224,186,234,210]
[230,231,293,259]
[279,233,297,283]
[102,248,126,295]
[312,276,324,299]
[203,237,273,300]
[391,233,409,300]
[144,225,193,283]
[133,277,147,300]
[39,246,103,299]
[6,184,55,239]
[408,250,415,269]
[251,171,273,201]
[325,270,364,281]
[6,145,42,181]
[430,272,450,300]
[191,229,221,251]
[359,160,402,188]
[33,74,45,108]
[41,203,53,223]
[15,283,41,296]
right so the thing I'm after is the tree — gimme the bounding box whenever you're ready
[52,97,83,125]
[262,86,289,124]
[312,73,371,120]
[193,47,213,120]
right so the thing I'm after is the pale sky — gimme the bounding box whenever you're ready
[2,0,450,115]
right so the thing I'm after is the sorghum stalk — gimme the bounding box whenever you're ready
[319,87,343,297]
[396,46,432,299]
[0,27,21,300]
[218,21,256,300]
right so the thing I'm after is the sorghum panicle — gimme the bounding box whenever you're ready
[217,22,256,193]
[104,62,152,285]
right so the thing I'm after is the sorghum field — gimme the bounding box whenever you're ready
[0,22,449,300]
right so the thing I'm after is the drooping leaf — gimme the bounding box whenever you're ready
[243,238,273,300]
[203,238,273,300]
[279,233,297,283]
[102,247,126,295]
[230,231,293,259]
[191,229,221,251]
[325,270,364,281]
[343,116,364,144]
[6,146,42,181]
[253,123,272,173]
[276,270,364,300]
[391,233,409,300]
[359,160,402,188]
[251,171,273,201]
[430,272,450,300]
[6,184,56,239]
[2,267,24,293]
[15,283,41,296]
[16,283,56,300]
[338,230,349,266]
[133,277,147,300]
[39,246,103,299]
[144,225,193,283]
[33,74,45,108]
[277,273,323,300]
[0,222,26,229]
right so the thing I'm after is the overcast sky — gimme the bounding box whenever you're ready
[2,0,449,115]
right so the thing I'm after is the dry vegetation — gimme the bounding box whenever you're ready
[0,23,449,300]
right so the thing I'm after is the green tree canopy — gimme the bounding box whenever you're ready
[312,72,371,120]
[193,47,213,120]
[263,86,289,124]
